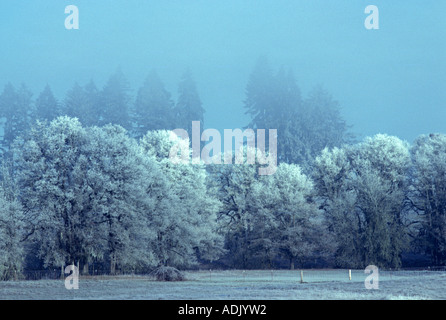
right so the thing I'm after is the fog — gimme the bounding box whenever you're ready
[1,0,445,142]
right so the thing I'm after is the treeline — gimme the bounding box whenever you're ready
[0,68,204,156]
[0,58,445,279]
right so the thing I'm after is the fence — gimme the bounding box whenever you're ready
[186,267,446,284]
[12,266,446,282]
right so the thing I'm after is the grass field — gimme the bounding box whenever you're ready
[1,269,445,300]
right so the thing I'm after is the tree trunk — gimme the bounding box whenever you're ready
[110,254,116,275]
[83,262,89,275]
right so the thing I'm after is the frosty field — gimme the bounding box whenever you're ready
[1,269,445,300]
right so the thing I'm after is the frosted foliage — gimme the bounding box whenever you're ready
[11,117,163,271]
[314,134,410,268]
[358,134,410,185]
[252,163,325,268]
[314,146,351,198]
[141,130,224,268]
[0,187,24,280]
[411,134,446,264]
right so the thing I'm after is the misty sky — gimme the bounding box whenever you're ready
[1,1,445,143]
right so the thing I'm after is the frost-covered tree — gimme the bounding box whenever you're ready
[208,147,277,268]
[12,117,99,270]
[11,117,162,274]
[251,163,330,269]
[87,124,162,273]
[140,130,224,268]
[314,134,410,268]
[410,134,446,265]
[210,148,328,269]
[0,185,24,280]
[313,146,359,266]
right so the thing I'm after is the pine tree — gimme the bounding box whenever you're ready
[0,83,33,155]
[64,81,101,126]
[244,56,276,130]
[35,84,59,122]
[243,57,350,170]
[175,70,205,138]
[82,80,101,127]
[0,83,18,154]
[133,70,175,138]
[99,69,131,130]
[64,82,86,120]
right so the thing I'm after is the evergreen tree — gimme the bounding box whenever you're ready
[99,69,131,129]
[243,57,350,171]
[133,71,175,138]
[175,70,205,138]
[64,81,101,127]
[64,82,86,120]
[0,83,18,154]
[83,80,101,127]
[244,56,276,130]
[35,84,59,122]
[289,86,350,170]
[0,83,32,155]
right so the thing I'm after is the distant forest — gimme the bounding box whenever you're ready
[0,57,445,280]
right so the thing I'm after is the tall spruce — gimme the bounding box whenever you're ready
[133,70,175,138]
[175,70,205,138]
[99,69,131,130]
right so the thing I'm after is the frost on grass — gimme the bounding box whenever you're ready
[152,266,185,281]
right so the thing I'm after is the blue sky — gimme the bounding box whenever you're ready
[1,1,445,143]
